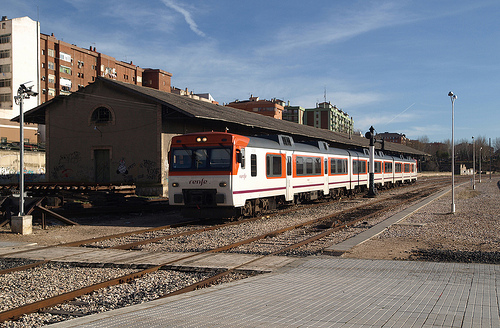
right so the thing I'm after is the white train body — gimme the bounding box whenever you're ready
[168,132,417,217]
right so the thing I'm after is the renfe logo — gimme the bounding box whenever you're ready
[189,178,208,186]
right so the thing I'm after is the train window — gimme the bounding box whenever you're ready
[171,147,232,171]
[194,149,208,168]
[266,154,282,177]
[251,154,257,177]
[330,159,337,174]
[395,163,402,173]
[296,157,304,175]
[306,158,313,174]
[287,157,292,176]
[375,162,381,173]
[210,149,231,168]
[353,160,366,174]
[172,149,192,169]
[314,158,322,175]
[404,164,410,172]
[324,158,328,175]
[338,159,347,174]
[384,162,393,173]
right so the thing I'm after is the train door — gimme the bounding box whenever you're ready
[323,157,329,195]
[285,154,293,201]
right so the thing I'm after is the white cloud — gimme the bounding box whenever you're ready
[161,0,206,37]
[262,2,409,54]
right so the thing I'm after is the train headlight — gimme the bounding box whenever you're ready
[219,182,227,187]
[172,182,179,187]
[196,137,208,142]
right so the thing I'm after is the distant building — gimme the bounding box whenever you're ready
[283,104,305,124]
[170,87,218,104]
[1,15,173,145]
[226,96,283,119]
[376,132,408,145]
[304,102,353,134]
[0,16,39,144]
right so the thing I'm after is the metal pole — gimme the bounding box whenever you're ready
[479,147,482,183]
[472,136,475,190]
[490,138,492,180]
[448,92,456,214]
[19,91,25,216]
[366,126,376,197]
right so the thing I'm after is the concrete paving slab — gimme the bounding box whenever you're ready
[50,257,500,328]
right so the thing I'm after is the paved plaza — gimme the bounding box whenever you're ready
[52,257,500,327]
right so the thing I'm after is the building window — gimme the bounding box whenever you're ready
[91,107,113,124]
[48,88,56,96]
[48,49,55,57]
[0,49,10,58]
[0,79,11,87]
[0,93,11,102]
[48,74,55,83]
[0,64,11,73]
[48,61,55,70]
[0,34,11,44]
[60,52,72,62]
[60,65,71,75]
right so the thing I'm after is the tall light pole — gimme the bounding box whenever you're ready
[13,83,37,232]
[479,147,482,183]
[448,91,457,214]
[472,136,475,190]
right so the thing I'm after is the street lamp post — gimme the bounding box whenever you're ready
[12,83,37,234]
[479,147,482,183]
[448,91,457,214]
[472,136,475,190]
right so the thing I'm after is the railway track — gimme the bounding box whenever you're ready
[0,179,450,325]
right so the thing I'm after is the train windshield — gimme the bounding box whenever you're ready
[171,147,232,171]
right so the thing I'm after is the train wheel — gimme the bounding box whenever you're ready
[243,200,253,217]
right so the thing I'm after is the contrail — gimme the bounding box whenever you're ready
[386,102,415,124]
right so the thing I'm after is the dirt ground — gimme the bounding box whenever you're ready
[343,178,500,261]
[1,176,499,263]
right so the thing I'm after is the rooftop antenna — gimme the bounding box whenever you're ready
[324,86,327,103]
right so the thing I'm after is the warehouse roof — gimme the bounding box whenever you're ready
[19,77,428,156]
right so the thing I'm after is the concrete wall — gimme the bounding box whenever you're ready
[0,149,45,183]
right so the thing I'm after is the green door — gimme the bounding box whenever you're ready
[94,149,110,183]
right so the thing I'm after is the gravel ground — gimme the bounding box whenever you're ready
[344,177,500,262]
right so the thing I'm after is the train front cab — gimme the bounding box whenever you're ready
[168,132,249,218]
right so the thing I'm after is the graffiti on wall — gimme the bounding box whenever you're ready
[51,151,82,180]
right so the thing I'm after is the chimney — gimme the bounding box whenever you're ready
[1,16,7,21]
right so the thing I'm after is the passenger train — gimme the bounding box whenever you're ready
[168,132,417,218]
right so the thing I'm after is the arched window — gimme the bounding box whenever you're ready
[91,107,113,124]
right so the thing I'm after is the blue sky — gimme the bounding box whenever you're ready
[4,0,500,143]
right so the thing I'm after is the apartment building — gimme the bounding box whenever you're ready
[226,95,283,119]
[0,16,39,144]
[304,101,353,134]
[376,132,408,145]
[1,16,173,145]
[283,104,305,124]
